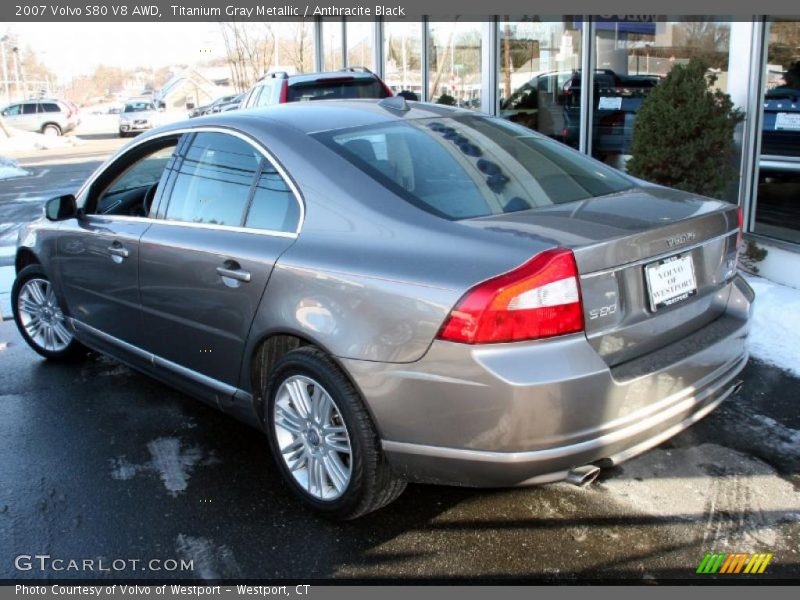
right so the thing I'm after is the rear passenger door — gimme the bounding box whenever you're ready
[138,131,301,392]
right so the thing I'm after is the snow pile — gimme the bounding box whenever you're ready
[0,155,29,179]
[743,273,800,378]
[0,127,84,152]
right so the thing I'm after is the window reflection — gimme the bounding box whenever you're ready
[428,21,482,110]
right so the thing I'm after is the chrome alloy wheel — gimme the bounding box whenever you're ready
[16,278,73,353]
[273,375,353,501]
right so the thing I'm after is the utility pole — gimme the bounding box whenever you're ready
[12,46,22,100]
[0,36,9,104]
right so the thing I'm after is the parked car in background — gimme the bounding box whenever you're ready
[189,94,240,118]
[214,93,244,113]
[118,101,163,137]
[761,86,800,160]
[562,69,660,159]
[12,100,751,519]
[239,67,392,110]
[0,99,80,136]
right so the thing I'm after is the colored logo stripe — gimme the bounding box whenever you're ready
[697,552,773,574]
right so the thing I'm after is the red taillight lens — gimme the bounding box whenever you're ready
[737,206,744,249]
[379,79,394,98]
[279,80,288,103]
[437,248,584,344]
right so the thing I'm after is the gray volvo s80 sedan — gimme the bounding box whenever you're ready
[11,98,753,519]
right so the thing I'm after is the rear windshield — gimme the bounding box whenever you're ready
[287,78,388,102]
[315,116,634,220]
[124,102,154,113]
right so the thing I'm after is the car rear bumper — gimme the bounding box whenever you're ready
[341,275,753,487]
[119,123,152,133]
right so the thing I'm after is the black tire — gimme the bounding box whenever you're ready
[41,123,62,136]
[12,264,86,361]
[264,346,406,519]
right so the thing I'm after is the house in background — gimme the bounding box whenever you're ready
[154,67,234,111]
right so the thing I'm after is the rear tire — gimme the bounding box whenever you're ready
[42,123,61,137]
[264,346,406,519]
[12,265,86,360]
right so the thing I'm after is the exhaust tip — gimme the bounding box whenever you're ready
[566,465,601,487]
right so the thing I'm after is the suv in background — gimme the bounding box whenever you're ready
[0,99,79,136]
[239,67,392,110]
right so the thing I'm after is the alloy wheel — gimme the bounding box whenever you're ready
[16,278,73,353]
[272,375,353,501]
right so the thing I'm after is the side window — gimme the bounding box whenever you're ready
[40,103,60,113]
[254,81,276,107]
[164,132,260,227]
[92,140,179,216]
[2,104,21,116]
[22,103,37,115]
[244,167,299,233]
[244,86,261,108]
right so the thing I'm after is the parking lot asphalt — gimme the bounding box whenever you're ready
[1,138,799,583]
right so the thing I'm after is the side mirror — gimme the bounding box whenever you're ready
[45,194,78,221]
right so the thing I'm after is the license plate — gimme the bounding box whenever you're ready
[644,254,697,311]
[775,112,800,131]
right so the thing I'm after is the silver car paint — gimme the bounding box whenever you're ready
[14,100,753,487]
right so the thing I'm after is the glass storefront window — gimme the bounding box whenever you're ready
[591,18,733,174]
[498,18,582,146]
[346,22,375,71]
[322,20,344,71]
[754,19,800,244]
[428,21,482,110]
[384,22,423,99]
[274,22,315,73]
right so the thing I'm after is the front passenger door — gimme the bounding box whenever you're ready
[138,131,300,392]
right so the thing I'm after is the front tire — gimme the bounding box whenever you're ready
[42,123,61,137]
[12,265,85,360]
[264,346,406,519]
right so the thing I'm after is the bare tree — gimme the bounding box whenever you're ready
[219,22,275,91]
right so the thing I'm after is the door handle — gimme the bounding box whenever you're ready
[107,243,130,262]
[216,266,251,283]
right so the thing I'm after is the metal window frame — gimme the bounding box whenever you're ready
[742,18,769,233]
[482,18,498,115]
[579,16,595,156]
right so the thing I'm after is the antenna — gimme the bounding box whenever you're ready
[378,96,410,113]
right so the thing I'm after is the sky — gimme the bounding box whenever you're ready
[3,22,227,81]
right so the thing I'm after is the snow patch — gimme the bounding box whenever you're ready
[743,273,800,378]
[599,443,800,548]
[109,437,217,496]
[176,535,241,579]
[147,437,204,497]
[0,156,30,180]
[0,128,84,152]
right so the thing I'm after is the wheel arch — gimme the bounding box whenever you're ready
[40,122,62,134]
[246,330,384,437]
[15,247,40,274]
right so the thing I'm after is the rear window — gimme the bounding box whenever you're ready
[287,77,388,102]
[315,116,634,220]
[124,102,154,113]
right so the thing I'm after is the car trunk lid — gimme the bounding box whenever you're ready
[463,184,740,366]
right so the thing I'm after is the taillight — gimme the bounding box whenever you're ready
[379,79,394,98]
[279,80,288,103]
[437,248,584,344]
[736,206,744,249]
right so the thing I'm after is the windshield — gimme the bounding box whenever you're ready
[315,116,634,220]
[124,102,154,113]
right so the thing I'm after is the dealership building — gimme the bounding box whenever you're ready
[297,17,799,285]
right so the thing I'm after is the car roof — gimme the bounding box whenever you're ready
[218,99,475,135]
